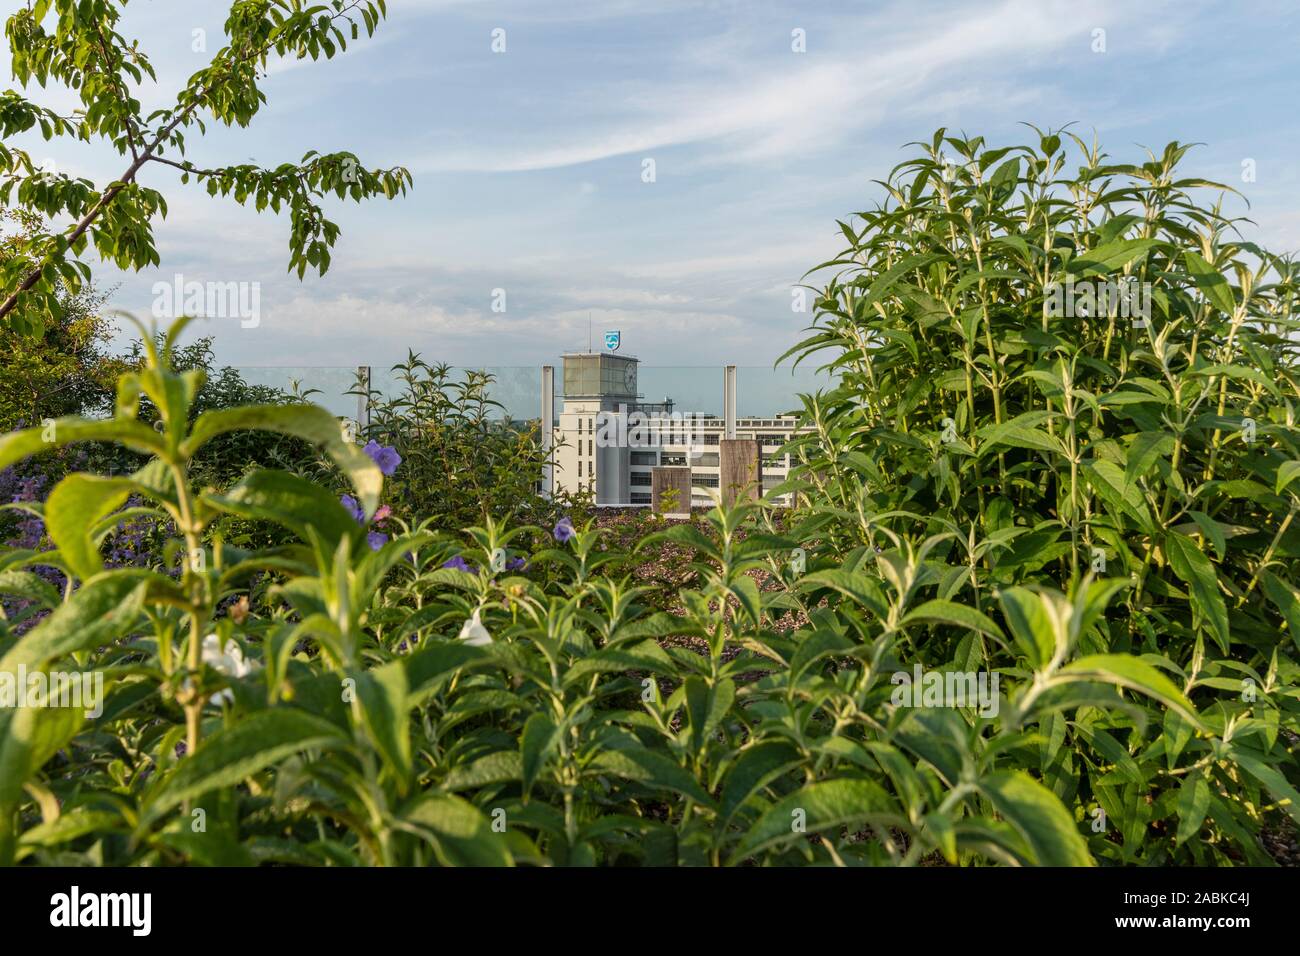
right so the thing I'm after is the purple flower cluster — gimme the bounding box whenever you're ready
[441,553,527,574]
[363,440,402,477]
[0,466,63,630]
[105,495,170,571]
[334,441,402,551]
[553,516,575,543]
[340,497,394,552]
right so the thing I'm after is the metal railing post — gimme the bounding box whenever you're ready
[356,366,371,436]
[541,365,555,497]
[724,365,737,439]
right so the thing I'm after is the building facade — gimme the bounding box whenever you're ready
[551,351,810,507]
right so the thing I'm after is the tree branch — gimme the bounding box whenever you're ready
[0,4,366,325]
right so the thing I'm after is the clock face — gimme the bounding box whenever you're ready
[624,364,637,391]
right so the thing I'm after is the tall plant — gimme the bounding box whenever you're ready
[781,128,1300,862]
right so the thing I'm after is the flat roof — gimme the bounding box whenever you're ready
[560,351,640,361]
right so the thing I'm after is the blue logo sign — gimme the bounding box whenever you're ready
[604,330,621,351]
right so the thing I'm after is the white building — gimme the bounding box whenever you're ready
[551,351,809,507]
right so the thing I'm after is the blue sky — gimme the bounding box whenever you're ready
[8,0,1300,383]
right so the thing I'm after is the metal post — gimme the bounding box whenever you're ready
[356,366,370,436]
[723,365,737,439]
[541,365,555,497]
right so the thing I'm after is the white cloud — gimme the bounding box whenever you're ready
[412,0,1136,174]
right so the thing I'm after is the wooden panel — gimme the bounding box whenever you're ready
[651,466,692,516]
[720,439,760,506]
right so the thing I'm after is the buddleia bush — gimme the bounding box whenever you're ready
[349,356,579,534]
[779,128,1300,863]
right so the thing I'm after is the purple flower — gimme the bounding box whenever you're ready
[367,531,387,551]
[340,494,365,524]
[442,555,473,573]
[363,440,402,477]
[506,556,528,572]
[553,517,575,543]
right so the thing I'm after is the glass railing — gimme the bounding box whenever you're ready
[234,363,835,426]
[228,362,833,509]
[735,364,835,418]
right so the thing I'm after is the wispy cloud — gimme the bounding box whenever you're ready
[413,0,1135,173]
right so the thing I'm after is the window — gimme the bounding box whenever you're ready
[578,459,583,477]
[630,473,651,486]
[631,452,657,465]
[631,491,652,504]
[693,475,719,488]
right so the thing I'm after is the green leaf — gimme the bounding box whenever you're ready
[0,702,84,807]
[205,470,361,548]
[979,771,1093,866]
[978,413,1065,456]
[1231,748,1300,826]
[404,794,512,867]
[1057,654,1201,727]
[1183,250,1237,316]
[1259,571,1300,653]
[442,751,522,791]
[1123,431,1174,489]
[1275,460,1300,496]
[727,778,893,863]
[403,642,492,701]
[350,660,411,788]
[0,570,60,609]
[0,571,148,673]
[1165,530,1230,654]
[997,587,1055,669]
[1066,238,1159,277]
[44,474,134,581]
[146,710,348,821]
[718,741,802,826]
[1175,774,1210,846]
[520,712,558,798]
[183,404,382,514]
[589,748,713,807]
[0,418,162,474]
[903,599,1006,643]
[684,676,735,754]
[1085,459,1154,532]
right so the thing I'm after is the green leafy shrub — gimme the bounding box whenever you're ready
[353,355,579,533]
[779,128,1299,863]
